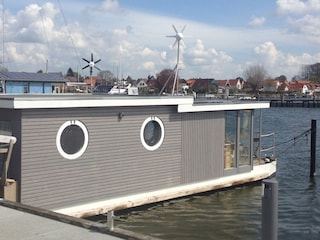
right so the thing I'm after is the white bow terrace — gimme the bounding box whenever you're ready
[0,94,276,218]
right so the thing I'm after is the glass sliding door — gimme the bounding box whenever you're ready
[224,111,237,169]
[224,110,253,175]
[239,110,252,167]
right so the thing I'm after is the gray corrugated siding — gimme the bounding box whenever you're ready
[181,112,224,183]
[5,105,228,210]
[20,106,182,209]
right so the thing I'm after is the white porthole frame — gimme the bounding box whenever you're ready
[140,116,165,151]
[56,120,89,160]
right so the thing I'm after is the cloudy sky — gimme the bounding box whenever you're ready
[1,0,320,80]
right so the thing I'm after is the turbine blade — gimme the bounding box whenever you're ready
[181,40,186,48]
[82,65,89,70]
[172,39,178,48]
[166,35,176,38]
[172,64,177,72]
[91,53,93,61]
[90,67,93,76]
[172,24,178,33]
[94,59,101,64]
[94,66,101,71]
[181,25,186,33]
[82,58,89,63]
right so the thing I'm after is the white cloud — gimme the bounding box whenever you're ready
[8,3,58,43]
[93,0,123,14]
[100,0,119,11]
[249,16,266,27]
[186,39,232,66]
[252,41,320,79]
[160,51,167,60]
[277,0,308,14]
[140,47,154,56]
[140,61,155,72]
[2,1,320,82]
[287,14,320,41]
[277,0,320,15]
[254,41,283,66]
[220,51,233,62]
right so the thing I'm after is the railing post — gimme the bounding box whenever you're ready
[107,210,114,230]
[310,119,316,178]
[259,109,262,163]
[262,178,278,240]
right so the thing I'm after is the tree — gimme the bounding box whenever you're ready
[244,65,267,93]
[66,67,74,77]
[300,63,320,83]
[157,69,175,94]
[275,75,287,83]
[98,70,115,84]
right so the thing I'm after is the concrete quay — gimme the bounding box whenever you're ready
[0,199,159,240]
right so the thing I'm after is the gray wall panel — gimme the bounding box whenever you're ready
[181,111,224,183]
[19,106,182,209]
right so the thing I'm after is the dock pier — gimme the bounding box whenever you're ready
[267,98,320,108]
[0,199,160,240]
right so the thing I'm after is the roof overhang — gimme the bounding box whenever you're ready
[0,95,193,109]
[0,94,270,111]
[178,101,270,112]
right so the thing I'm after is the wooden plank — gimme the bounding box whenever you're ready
[55,162,276,218]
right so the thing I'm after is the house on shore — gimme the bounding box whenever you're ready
[216,78,244,93]
[186,78,244,96]
[186,78,216,93]
[0,72,66,94]
[277,80,312,96]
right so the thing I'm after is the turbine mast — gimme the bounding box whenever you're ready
[166,24,186,95]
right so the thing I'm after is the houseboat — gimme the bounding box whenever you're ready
[0,94,276,218]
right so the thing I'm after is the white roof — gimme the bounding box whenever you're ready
[0,94,269,112]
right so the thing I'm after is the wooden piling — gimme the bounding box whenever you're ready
[310,119,316,178]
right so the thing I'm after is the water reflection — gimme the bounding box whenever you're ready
[116,185,262,240]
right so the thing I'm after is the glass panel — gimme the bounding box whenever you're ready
[56,120,89,159]
[60,125,84,154]
[144,120,161,147]
[225,111,237,169]
[140,117,165,151]
[239,110,252,166]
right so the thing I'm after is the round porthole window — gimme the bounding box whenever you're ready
[140,116,164,151]
[56,120,89,159]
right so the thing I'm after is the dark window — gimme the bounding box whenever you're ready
[60,125,85,155]
[143,120,162,146]
[140,117,164,151]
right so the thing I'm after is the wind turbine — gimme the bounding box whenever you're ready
[166,24,186,95]
[82,53,101,92]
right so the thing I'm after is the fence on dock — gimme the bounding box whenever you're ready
[269,98,320,108]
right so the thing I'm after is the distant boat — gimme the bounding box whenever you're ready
[108,84,138,95]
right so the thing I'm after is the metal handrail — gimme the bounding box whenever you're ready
[255,132,275,164]
[260,132,274,138]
